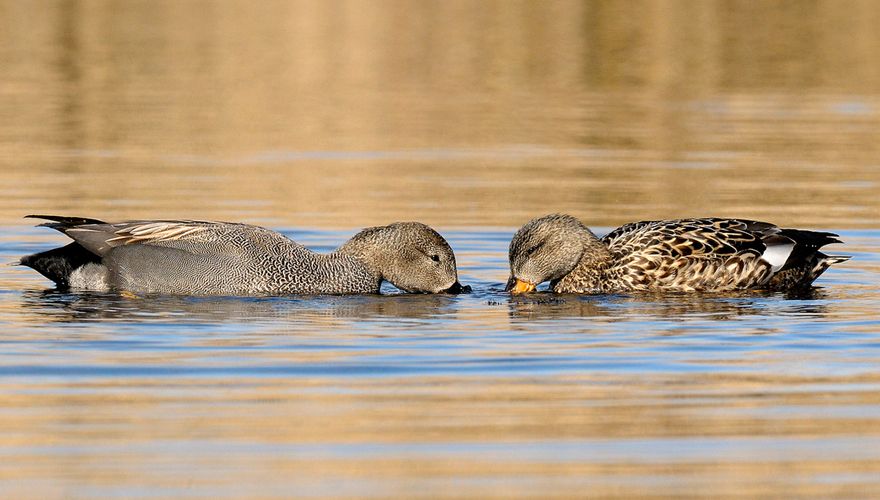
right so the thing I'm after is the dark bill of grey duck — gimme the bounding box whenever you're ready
[20,215,471,296]
[506,214,849,294]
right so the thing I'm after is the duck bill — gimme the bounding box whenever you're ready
[441,281,472,294]
[505,277,536,294]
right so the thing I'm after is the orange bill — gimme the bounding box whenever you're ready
[509,278,536,294]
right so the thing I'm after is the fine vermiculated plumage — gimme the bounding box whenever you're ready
[21,215,465,296]
[506,214,849,294]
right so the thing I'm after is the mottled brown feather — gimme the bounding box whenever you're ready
[519,216,848,294]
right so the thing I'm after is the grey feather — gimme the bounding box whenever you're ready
[22,216,463,296]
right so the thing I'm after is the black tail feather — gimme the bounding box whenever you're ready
[25,215,107,231]
[19,242,102,288]
[778,228,844,272]
[778,228,841,247]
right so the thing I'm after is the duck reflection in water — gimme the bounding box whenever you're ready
[503,288,831,324]
[20,289,468,324]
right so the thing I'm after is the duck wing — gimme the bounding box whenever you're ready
[25,215,317,294]
[603,218,773,259]
[27,215,305,257]
[600,218,835,291]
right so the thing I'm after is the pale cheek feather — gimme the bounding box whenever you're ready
[760,243,795,272]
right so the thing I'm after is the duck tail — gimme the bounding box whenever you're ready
[762,228,848,291]
[775,229,843,271]
[25,214,107,232]
[811,254,851,279]
[778,227,840,249]
[22,214,107,288]
[20,242,102,289]
[21,215,109,287]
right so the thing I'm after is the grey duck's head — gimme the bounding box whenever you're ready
[342,222,466,294]
[506,214,591,294]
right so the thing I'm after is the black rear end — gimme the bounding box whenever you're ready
[20,242,101,288]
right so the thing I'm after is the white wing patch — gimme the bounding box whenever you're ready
[761,241,795,272]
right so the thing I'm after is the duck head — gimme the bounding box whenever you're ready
[342,222,466,294]
[506,214,592,294]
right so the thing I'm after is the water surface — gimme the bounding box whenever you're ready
[2,1,880,498]
[2,225,878,498]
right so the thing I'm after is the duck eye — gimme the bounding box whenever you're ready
[525,243,544,257]
[430,254,441,262]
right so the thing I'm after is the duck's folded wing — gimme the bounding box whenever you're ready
[599,218,791,289]
[29,216,300,257]
[602,218,775,260]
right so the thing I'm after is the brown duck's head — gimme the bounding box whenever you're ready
[343,222,467,294]
[505,214,591,294]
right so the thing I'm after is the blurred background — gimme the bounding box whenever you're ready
[1,0,878,229]
[2,1,880,499]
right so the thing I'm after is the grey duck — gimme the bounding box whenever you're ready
[21,215,466,296]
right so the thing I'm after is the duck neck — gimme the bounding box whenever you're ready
[270,248,379,295]
[336,228,386,285]
[552,230,614,293]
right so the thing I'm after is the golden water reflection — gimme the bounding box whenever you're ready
[0,1,879,228]
[3,373,880,497]
[2,1,880,498]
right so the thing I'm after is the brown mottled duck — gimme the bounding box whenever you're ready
[506,214,849,294]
